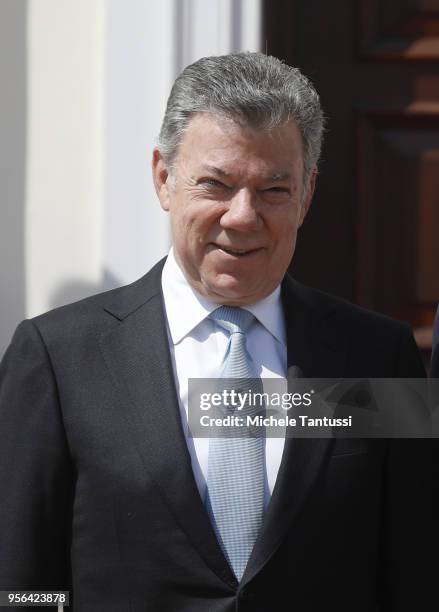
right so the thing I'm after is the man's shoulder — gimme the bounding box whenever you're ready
[282,275,424,377]
[283,274,409,335]
[28,257,167,342]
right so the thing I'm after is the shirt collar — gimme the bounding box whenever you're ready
[161,247,286,347]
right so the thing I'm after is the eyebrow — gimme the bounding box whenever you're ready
[200,165,291,182]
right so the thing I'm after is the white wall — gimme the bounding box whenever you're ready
[26,0,105,317]
[103,0,175,291]
[0,0,261,355]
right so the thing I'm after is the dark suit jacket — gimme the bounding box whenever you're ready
[0,258,434,611]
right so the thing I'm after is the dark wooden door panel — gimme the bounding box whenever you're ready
[359,0,439,59]
[357,113,439,325]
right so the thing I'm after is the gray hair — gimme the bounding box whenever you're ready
[157,52,325,189]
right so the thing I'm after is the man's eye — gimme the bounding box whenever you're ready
[202,179,227,188]
[263,187,290,194]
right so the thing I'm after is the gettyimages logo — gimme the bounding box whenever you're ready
[198,387,313,411]
[187,378,436,438]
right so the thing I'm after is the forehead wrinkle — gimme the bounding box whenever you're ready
[200,164,229,177]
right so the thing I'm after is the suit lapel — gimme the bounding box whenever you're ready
[98,260,238,588]
[241,274,347,585]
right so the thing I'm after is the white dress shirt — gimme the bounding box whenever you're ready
[161,248,287,509]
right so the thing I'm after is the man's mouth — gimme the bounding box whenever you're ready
[214,245,262,257]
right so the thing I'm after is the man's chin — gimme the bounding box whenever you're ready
[201,276,266,306]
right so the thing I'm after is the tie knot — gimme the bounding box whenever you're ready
[210,306,255,335]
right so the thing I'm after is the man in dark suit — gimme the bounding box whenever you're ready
[0,52,434,611]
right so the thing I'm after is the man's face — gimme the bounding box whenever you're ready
[153,113,316,305]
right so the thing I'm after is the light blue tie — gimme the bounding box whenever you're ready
[205,306,265,581]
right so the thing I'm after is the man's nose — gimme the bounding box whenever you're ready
[219,188,261,231]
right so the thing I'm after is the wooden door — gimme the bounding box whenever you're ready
[264,0,439,350]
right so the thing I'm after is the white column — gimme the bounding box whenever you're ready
[176,0,261,73]
[102,0,174,289]
[26,0,105,317]
[241,0,262,52]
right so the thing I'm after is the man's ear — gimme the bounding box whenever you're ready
[152,148,171,211]
[298,167,317,227]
